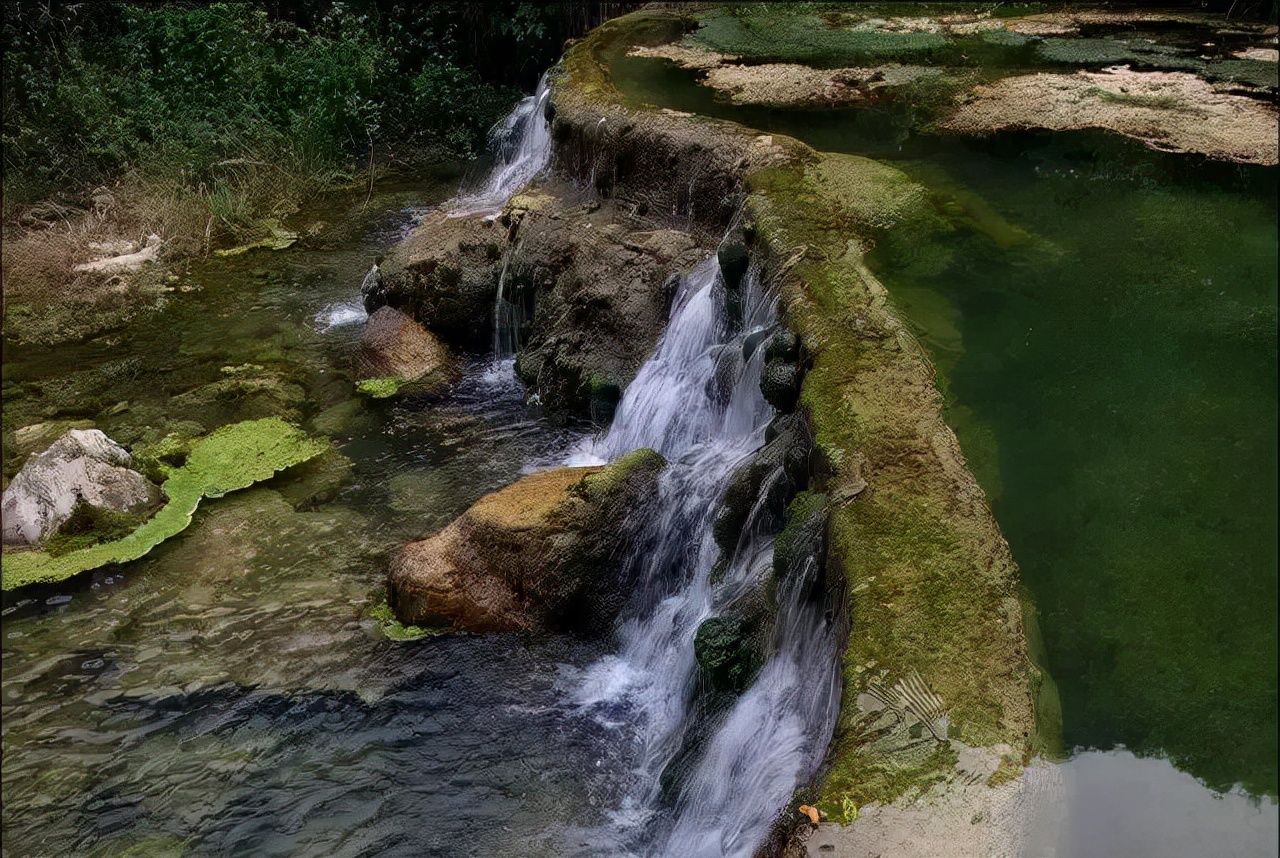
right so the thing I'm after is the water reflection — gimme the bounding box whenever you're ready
[1028,751,1279,858]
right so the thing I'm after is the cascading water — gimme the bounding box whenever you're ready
[569,253,843,857]
[451,73,553,219]
[492,240,523,361]
[455,73,552,370]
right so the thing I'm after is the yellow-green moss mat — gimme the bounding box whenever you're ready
[2,418,326,589]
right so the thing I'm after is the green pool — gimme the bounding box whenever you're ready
[612,45,1279,799]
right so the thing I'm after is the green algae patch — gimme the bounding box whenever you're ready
[356,376,404,398]
[1,418,326,590]
[369,601,437,642]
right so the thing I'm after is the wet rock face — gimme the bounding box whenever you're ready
[713,413,812,555]
[694,615,762,692]
[774,491,830,586]
[379,181,707,419]
[512,210,705,420]
[761,360,802,413]
[1,429,160,545]
[354,307,456,394]
[371,213,507,351]
[388,448,664,634]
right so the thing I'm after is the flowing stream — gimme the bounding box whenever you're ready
[567,257,842,857]
[1,74,843,856]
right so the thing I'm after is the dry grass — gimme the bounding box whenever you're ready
[2,159,343,344]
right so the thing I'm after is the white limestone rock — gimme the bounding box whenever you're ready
[1,429,160,545]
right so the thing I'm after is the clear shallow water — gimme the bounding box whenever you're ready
[0,177,625,856]
[609,24,1279,846]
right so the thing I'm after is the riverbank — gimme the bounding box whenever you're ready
[553,8,1041,849]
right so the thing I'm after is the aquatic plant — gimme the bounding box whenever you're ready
[369,602,436,642]
[1,418,326,589]
[356,376,405,398]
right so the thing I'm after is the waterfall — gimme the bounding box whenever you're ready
[570,253,843,857]
[492,240,523,360]
[451,73,553,219]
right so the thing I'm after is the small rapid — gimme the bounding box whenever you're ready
[569,253,843,857]
[451,73,553,218]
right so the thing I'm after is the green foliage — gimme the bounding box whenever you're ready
[2,1,610,206]
[409,62,519,157]
[369,601,436,641]
[1,418,326,589]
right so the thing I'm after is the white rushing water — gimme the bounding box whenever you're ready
[318,75,552,335]
[451,73,553,219]
[462,73,553,365]
[568,254,843,857]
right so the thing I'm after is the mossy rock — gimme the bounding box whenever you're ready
[773,491,829,582]
[713,415,810,554]
[717,229,751,294]
[356,376,404,399]
[587,375,623,424]
[1,418,326,590]
[694,615,762,692]
[763,330,799,364]
[761,359,802,412]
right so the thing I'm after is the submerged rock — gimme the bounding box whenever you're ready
[354,306,456,395]
[388,448,665,633]
[171,368,307,423]
[1,429,160,545]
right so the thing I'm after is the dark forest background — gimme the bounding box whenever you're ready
[2,1,638,209]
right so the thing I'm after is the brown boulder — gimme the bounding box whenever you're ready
[355,307,456,393]
[388,448,665,633]
[371,213,506,350]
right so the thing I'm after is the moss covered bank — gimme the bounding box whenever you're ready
[550,7,1043,843]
